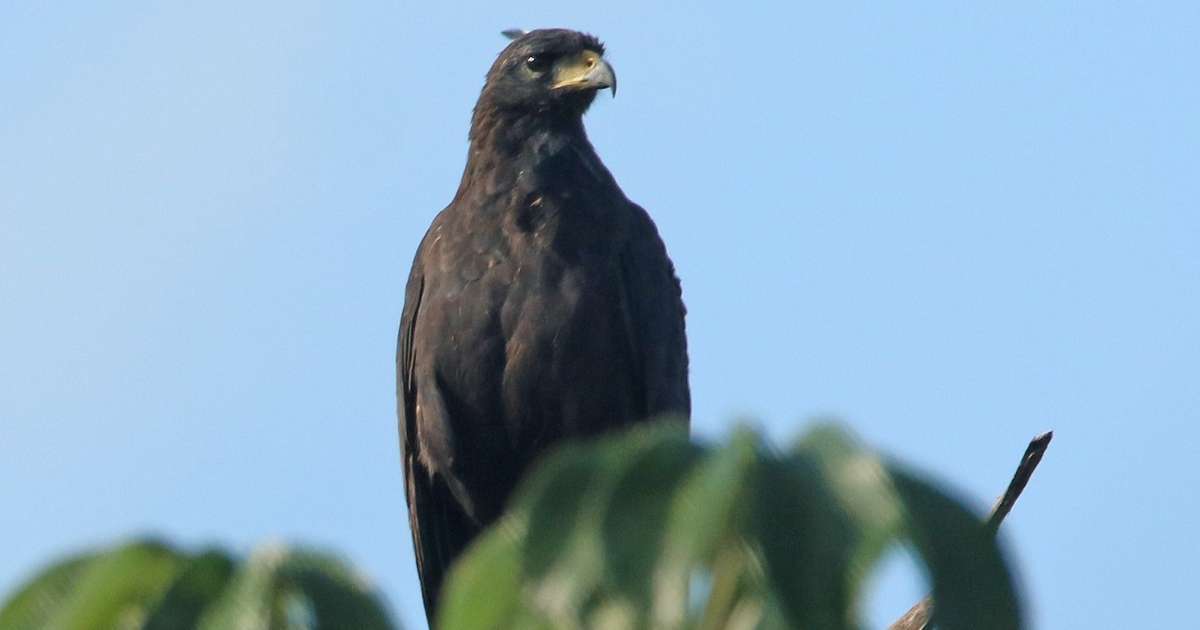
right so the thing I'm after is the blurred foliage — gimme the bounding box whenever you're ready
[2,422,1023,630]
[439,422,1022,630]
[0,540,395,630]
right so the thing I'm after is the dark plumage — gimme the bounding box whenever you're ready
[396,29,690,623]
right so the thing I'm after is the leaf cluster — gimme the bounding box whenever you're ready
[439,422,1021,630]
[0,540,395,630]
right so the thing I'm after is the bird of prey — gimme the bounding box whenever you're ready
[396,28,690,623]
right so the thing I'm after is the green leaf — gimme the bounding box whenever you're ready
[753,456,857,630]
[436,421,1028,630]
[42,539,185,630]
[789,426,907,621]
[142,549,235,630]
[519,422,685,625]
[276,550,396,630]
[890,469,1022,630]
[663,426,760,564]
[196,543,287,630]
[0,553,98,630]
[2,540,399,630]
[655,426,759,625]
[598,429,701,617]
[437,515,537,630]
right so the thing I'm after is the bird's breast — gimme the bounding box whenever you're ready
[494,253,638,445]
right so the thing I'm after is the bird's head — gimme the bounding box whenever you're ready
[478,29,616,117]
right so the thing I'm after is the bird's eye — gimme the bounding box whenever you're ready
[525,54,552,73]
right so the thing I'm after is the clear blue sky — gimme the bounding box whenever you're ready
[2,2,1196,628]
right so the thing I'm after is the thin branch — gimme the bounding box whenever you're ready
[986,431,1053,533]
[888,598,935,630]
[887,431,1053,630]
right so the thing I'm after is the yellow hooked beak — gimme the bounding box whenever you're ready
[551,50,617,97]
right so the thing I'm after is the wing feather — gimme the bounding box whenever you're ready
[398,262,474,624]
[618,203,692,420]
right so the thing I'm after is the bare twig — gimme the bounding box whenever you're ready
[887,431,1053,630]
[986,432,1053,533]
[888,598,935,630]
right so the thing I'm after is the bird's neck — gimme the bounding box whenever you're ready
[455,109,598,201]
